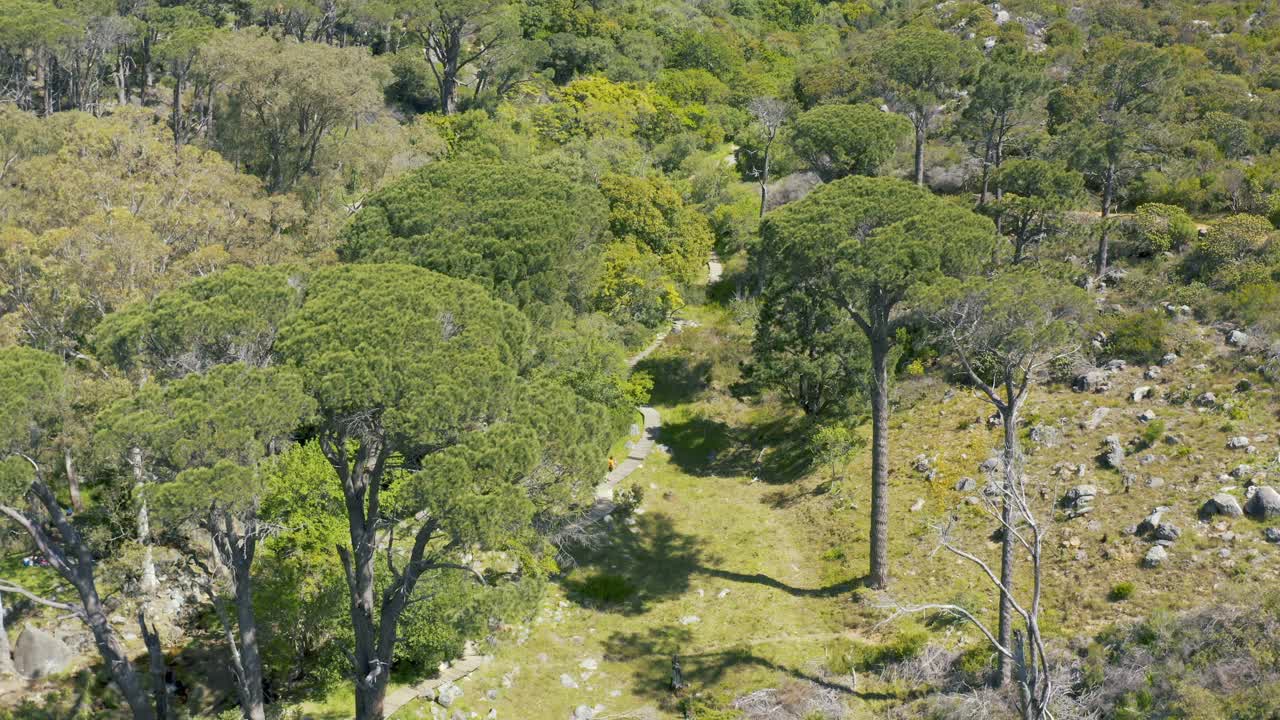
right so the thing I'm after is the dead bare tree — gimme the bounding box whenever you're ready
[880,470,1059,720]
[747,97,790,219]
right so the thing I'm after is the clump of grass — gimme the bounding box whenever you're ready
[573,573,636,604]
[1141,420,1166,447]
[1110,581,1136,602]
[829,621,930,673]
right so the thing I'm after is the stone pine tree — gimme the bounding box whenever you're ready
[961,44,1048,206]
[872,25,980,186]
[922,268,1089,686]
[275,263,607,719]
[1048,36,1176,276]
[95,363,316,720]
[758,177,995,588]
[0,347,156,720]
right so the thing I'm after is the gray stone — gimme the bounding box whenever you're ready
[1144,366,1162,380]
[1143,545,1168,568]
[1029,424,1061,447]
[436,683,463,708]
[1201,493,1243,518]
[560,674,579,689]
[1085,407,1111,430]
[1228,436,1250,449]
[1137,507,1166,535]
[1244,485,1280,519]
[1074,369,1108,392]
[13,625,72,679]
[1231,464,1254,479]
[979,457,1001,474]
[1105,359,1127,371]
[955,477,976,492]
[1131,386,1153,402]
[572,706,595,720]
[1138,409,1157,423]
[1228,329,1250,347]
[1265,527,1280,543]
[1195,392,1217,408]
[1146,477,1165,488]
[1160,353,1178,366]
[1102,435,1126,469]
[910,498,925,512]
[1155,523,1181,542]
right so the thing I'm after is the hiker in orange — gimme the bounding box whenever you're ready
[608,456,617,472]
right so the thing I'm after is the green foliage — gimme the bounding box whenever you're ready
[847,621,929,671]
[0,347,62,497]
[599,173,714,285]
[1189,214,1278,288]
[1109,581,1136,601]
[1141,419,1166,448]
[594,240,684,328]
[810,422,863,482]
[788,104,910,181]
[338,160,608,316]
[1132,203,1197,255]
[1105,312,1171,364]
[991,159,1084,262]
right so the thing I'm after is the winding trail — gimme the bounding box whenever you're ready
[382,255,721,718]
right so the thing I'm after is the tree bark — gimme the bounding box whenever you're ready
[138,612,170,720]
[64,447,82,512]
[0,592,14,677]
[129,446,158,594]
[228,528,267,720]
[867,325,892,589]
[1096,161,1116,276]
[913,121,926,186]
[996,405,1018,687]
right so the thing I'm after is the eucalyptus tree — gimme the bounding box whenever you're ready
[922,269,1089,686]
[757,177,994,588]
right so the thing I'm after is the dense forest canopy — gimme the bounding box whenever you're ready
[4,1,1280,719]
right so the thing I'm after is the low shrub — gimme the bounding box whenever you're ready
[1105,312,1171,364]
[1109,582,1136,602]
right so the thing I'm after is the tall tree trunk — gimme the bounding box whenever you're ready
[172,73,183,148]
[867,326,892,589]
[229,529,267,720]
[41,55,54,117]
[64,447,82,512]
[0,592,14,677]
[1096,161,1116,276]
[129,447,158,594]
[758,142,771,219]
[995,404,1018,687]
[913,122,926,186]
[138,612,171,720]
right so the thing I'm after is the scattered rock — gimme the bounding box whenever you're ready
[13,625,73,679]
[1144,366,1162,380]
[1146,477,1165,488]
[1143,545,1168,568]
[1074,369,1108,392]
[1265,528,1280,543]
[679,615,700,625]
[1201,493,1243,518]
[1084,407,1111,430]
[1244,485,1280,518]
[1138,409,1157,423]
[955,477,976,492]
[1195,392,1217,408]
[436,684,463,708]
[1137,507,1167,535]
[1231,465,1254,479]
[1160,353,1179,366]
[1029,424,1061,448]
[560,674,579,689]
[1227,329,1250,347]
[572,706,596,720]
[579,658,598,671]
[1131,386,1153,402]
[979,457,1001,474]
[1105,359,1127,371]
[1227,436,1250,449]
[1101,435,1125,469]
[1061,485,1097,518]
[912,454,937,480]
[1155,523,1181,542]
[910,498,925,512]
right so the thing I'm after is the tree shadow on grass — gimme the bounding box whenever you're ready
[634,354,713,407]
[563,512,713,616]
[696,567,864,599]
[603,625,909,705]
[659,412,814,483]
